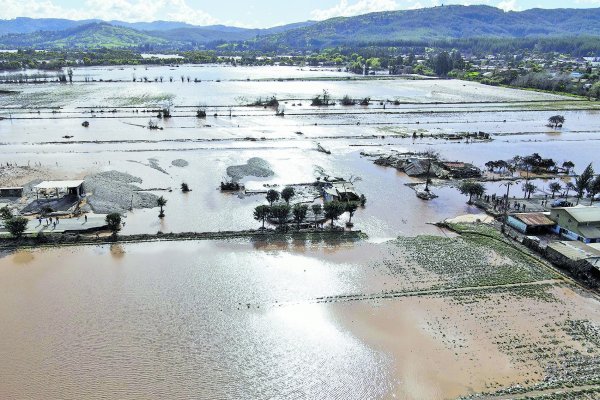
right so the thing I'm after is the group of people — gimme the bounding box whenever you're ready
[38,216,60,229]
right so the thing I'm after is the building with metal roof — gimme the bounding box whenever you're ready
[549,206,600,243]
[507,212,556,234]
[34,180,85,199]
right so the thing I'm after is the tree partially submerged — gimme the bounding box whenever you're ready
[157,196,167,218]
[253,205,270,229]
[458,181,485,204]
[266,189,280,206]
[270,203,291,230]
[292,203,308,229]
[324,201,345,227]
[281,187,295,204]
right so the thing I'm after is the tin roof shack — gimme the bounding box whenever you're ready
[549,206,600,243]
[403,158,444,177]
[439,162,482,179]
[322,182,360,203]
[507,212,556,234]
[0,187,23,198]
[546,241,600,286]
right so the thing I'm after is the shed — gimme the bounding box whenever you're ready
[507,212,556,234]
[34,180,84,199]
[0,187,23,198]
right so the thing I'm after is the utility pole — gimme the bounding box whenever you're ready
[501,181,519,235]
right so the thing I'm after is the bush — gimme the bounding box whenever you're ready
[105,213,122,235]
[5,217,29,238]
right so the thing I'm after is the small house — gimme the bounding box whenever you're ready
[322,182,360,202]
[507,212,556,234]
[34,180,85,199]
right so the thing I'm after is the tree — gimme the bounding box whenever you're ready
[324,201,345,227]
[181,182,190,192]
[253,205,270,229]
[549,182,562,199]
[562,161,575,175]
[5,216,28,238]
[266,189,280,206]
[157,196,167,218]
[588,175,600,205]
[0,206,12,221]
[311,204,322,227]
[270,203,290,230]
[292,203,308,229]
[281,187,295,204]
[105,213,122,236]
[548,115,565,128]
[523,182,537,199]
[575,163,594,204]
[345,202,359,224]
[564,182,575,199]
[458,181,485,204]
[589,81,600,100]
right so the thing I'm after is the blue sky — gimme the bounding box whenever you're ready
[1,0,599,27]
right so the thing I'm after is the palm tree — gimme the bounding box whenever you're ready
[311,204,322,227]
[266,189,280,206]
[157,196,167,218]
[292,203,308,229]
[523,182,536,199]
[564,182,575,199]
[253,205,270,229]
[575,163,594,205]
[548,182,562,199]
[281,187,295,204]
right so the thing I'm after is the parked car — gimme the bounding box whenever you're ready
[551,199,572,207]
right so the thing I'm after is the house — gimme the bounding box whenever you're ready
[507,212,556,234]
[438,161,482,179]
[549,206,600,243]
[322,181,360,203]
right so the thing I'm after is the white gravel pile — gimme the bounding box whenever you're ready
[227,157,274,181]
[84,170,158,214]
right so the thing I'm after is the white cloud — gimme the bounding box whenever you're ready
[0,0,219,24]
[497,0,519,11]
[310,0,400,20]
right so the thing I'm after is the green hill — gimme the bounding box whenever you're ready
[256,5,600,49]
[0,23,169,49]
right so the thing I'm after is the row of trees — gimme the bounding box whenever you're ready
[256,187,359,230]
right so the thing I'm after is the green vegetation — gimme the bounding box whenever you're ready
[458,181,485,204]
[266,189,280,206]
[323,201,345,227]
[105,213,122,236]
[253,205,270,229]
[5,217,28,238]
[157,196,167,218]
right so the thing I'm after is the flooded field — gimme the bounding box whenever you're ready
[1,66,600,399]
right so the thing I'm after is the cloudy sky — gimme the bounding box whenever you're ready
[1,0,599,27]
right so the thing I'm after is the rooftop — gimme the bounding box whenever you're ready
[547,240,600,261]
[34,180,84,190]
[513,212,555,227]
[554,206,600,224]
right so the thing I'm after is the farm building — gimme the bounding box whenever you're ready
[549,206,600,243]
[507,213,556,234]
[546,240,600,283]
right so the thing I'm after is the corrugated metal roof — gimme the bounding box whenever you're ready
[578,226,600,239]
[514,212,556,227]
[555,206,600,223]
[34,180,84,190]
[547,241,600,261]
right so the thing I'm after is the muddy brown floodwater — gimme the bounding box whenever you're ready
[1,66,600,400]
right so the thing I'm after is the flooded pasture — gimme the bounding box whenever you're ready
[1,66,600,399]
